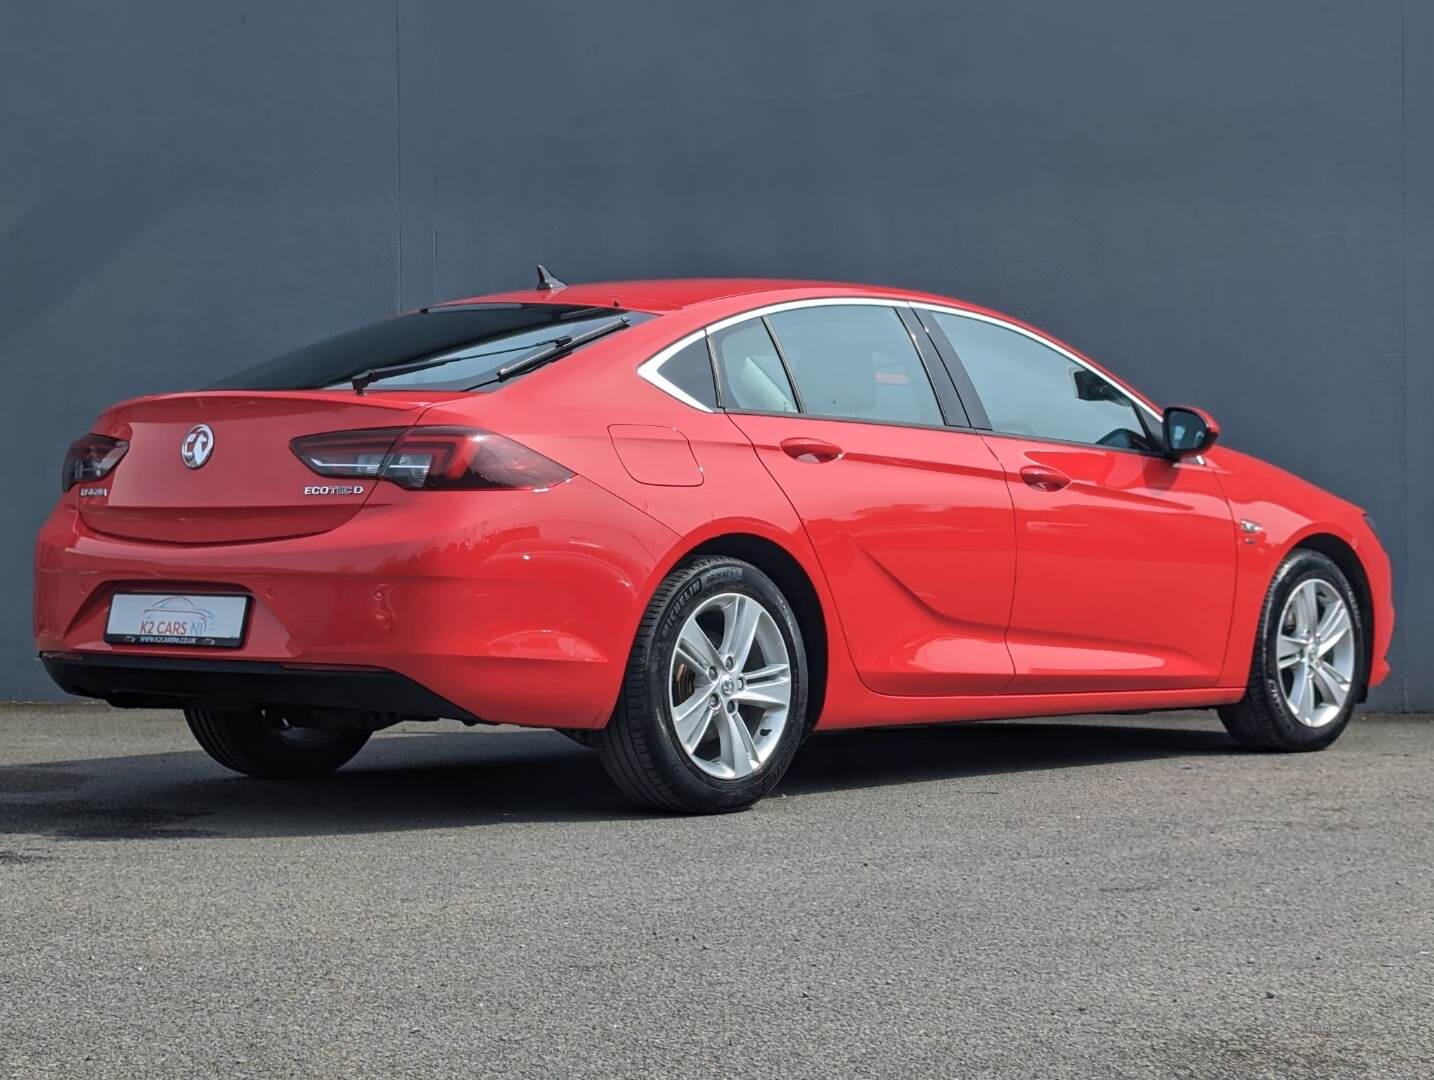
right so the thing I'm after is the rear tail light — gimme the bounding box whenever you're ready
[288,427,404,480]
[62,434,129,492]
[290,426,572,491]
[379,427,574,491]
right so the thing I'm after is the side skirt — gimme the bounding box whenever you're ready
[814,686,1247,730]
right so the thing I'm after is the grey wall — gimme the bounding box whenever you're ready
[2,1,1428,708]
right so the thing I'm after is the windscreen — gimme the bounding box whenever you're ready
[209,303,650,391]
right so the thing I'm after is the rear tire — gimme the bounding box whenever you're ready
[184,707,370,778]
[597,556,808,813]
[1218,549,1365,752]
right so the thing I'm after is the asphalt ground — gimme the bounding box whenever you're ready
[2,705,1431,1079]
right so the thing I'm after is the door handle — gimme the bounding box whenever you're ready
[1019,465,1071,491]
[780,437,843,463]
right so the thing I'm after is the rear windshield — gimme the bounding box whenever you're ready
[209,303,652,391]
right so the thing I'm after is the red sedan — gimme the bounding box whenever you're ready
[35,275,1394,812]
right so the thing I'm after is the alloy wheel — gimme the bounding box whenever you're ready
[667,592,792,780]
[1276,578,1355,728]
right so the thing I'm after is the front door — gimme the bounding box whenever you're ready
[919,306,1238,692]
[982,436,1237,690]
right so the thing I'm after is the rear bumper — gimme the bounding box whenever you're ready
[34,478,677,728]
[41,651,478,720]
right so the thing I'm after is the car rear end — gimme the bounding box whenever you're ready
[35,302,677,729]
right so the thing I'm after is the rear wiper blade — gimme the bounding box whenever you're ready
[484,316,630,385]
[348,335,569,394]
[348,317,629,394]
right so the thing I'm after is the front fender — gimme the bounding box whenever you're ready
[1209,450,1394,690]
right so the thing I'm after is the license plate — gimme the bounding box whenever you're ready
[105,593,249,648]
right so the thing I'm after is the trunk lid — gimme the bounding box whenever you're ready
[84,391,437,543]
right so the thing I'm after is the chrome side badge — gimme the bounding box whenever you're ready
[181,424,215,469]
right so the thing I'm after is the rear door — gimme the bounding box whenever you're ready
[720,302,1017,696]
[918,307,1238,692]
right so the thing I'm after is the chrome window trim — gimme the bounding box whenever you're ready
[636,295,1159,423]
[703,295,908,334]
[636,329,716,413]
[637,299,910,413]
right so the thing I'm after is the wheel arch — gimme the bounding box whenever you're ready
[678,532,830,729]
[1289,531,1375,702]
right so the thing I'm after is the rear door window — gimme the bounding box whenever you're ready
[765,305,943,426]
[711,319,799,413]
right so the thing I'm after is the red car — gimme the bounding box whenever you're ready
[35,274,1394,812]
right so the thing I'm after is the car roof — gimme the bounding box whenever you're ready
[424,276,1161,417]
[434,277,962,315]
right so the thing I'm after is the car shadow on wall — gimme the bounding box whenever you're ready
[0,717,1239,844]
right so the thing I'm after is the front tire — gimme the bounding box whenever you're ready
[1218,549,1365,752]
[597,556,808,813]
[185,708,370,778]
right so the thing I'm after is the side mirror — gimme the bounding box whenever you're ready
[1162,405,1220,459]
